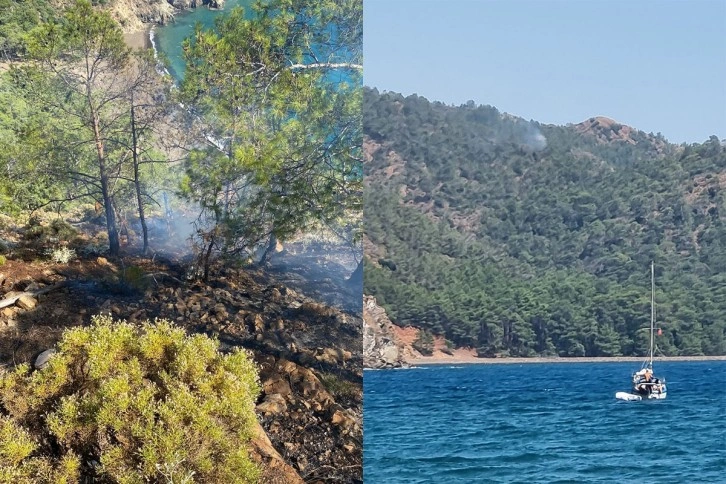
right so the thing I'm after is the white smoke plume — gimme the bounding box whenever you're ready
[523,122,547,151]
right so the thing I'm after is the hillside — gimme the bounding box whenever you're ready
[0,0,362,480]
[0,0,204,58]
[364,87,726,358]
[0,215,362,482]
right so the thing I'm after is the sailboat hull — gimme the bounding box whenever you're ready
[615,391,667,401]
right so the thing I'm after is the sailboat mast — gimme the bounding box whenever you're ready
[650,261,655,367]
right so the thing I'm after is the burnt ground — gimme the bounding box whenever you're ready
[0,220,362,483]
[266,240,362,315]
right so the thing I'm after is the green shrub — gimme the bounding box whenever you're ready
[412,329,434,356]
[49,219,78,242]
[318,372,358,400]
[0,316,261,483]
[24,218,78,245]
[120,265,148,292]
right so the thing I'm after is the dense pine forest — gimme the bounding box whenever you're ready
[364,87,726,357]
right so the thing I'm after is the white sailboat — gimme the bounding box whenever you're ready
[616,262,667,401]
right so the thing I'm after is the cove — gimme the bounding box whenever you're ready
[153,0,253,81]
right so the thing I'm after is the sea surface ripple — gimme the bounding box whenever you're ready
[364,361,726,483]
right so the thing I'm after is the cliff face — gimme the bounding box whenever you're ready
[363,295,407,369]
[105,0,225,33]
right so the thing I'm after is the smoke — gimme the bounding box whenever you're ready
[522,122,547,152]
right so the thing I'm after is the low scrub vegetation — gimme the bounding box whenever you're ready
[0,316,261,483]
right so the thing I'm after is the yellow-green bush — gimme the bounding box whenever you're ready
[0,316,261,483]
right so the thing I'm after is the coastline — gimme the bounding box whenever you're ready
[405,355,726,366]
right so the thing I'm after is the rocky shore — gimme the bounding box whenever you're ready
[406,355,726,365]
[363,295,726,369]
[363,295,408,369]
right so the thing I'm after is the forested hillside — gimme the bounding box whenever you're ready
[364,87,726,357]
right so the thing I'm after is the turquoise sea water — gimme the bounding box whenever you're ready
[364,361,726,483]
[154,0,252,80]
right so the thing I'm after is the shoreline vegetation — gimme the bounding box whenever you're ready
[405,355,726,366]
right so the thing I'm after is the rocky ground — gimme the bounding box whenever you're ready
[0,223,362,483]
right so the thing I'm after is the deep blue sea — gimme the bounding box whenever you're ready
[364,361,726,483]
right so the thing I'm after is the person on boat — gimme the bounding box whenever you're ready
[633,368,653,394]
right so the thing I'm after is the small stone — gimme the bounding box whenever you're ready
[24,282,40,292]
[96,257,108,266]
[175,301,187,314]
[16,295,37,310]
[256,394,287,415]
[263,376,292,396]
[331,410,346,425]
[35,349,56,370]
[213,303,227,316]
[2,307,16,318]
[284,442,297,452]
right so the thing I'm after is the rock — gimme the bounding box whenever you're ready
[213,303,227,317]
[35,349,56,370]
[99,299,112,316]
[257,394,288,415]
[16,295,38,310]
[2,307,17,318]
[284,442,298,453]
[316,347,340,364]
[251,313,265,332]
[249,421,304,483]
[24,282,40,292]
[330,408,357,433]
[96,257,108,266]
[263,376,293,397]
[175,302,187,315]
[363,295,407,368]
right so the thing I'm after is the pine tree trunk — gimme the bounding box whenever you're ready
[130,99,149,254]
[258,233,278,266]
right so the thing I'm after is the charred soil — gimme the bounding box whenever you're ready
[0,224,362,483]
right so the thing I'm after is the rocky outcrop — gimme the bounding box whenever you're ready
[363,295,406,369]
